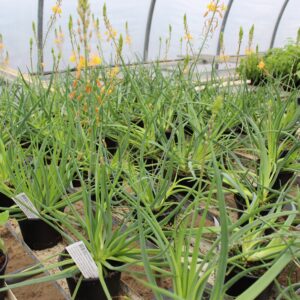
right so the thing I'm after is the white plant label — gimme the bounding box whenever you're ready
[13,193,39,219]
[66,241,99,279]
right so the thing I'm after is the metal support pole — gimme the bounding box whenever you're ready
[270,0,290,49]
[143,0,156,62]
[37,0,44,73]
[215,0,235,69]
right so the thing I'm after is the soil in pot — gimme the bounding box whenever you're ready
[0,250,8,300]
[224,266,274,299]
[59,251,122,300]
[18,217,62,250]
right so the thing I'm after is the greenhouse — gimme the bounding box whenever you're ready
[0,0,299,299]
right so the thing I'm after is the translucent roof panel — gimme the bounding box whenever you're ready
[0,0,300,73]
[0,0,37,72]
[147,0,231,60]
[274,0,300,47]
[223,0,285,54]
[42,0,150,70]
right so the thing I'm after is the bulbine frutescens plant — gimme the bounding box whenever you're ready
[132,151,230,300]
[5,137,76,216]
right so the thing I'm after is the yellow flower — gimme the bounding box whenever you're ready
[207,2,218,12]
[0,43,4,51]
[184,33,193,41]
[220,3,227,11]
[257,60,265,70]
[77,56,86,69]
[245,48,254,56]
[110,66,119,78]
[88,54,102,66]
[125,35,132,45]
[69,53,76,63]
[52,5,62,15]
[105,29,117,41]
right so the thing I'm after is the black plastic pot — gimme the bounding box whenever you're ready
[234,194,270,221]
[59,251,122,300]
[225,266,274,299]
[0,251,8,300]
[71,171,91,188]
[154,203,177,225]
[164,130,178,143]
[18,218,62,250]
[0,192,14,211]
[131,118,144,128]
[272,171,294,190]
[104,137,118,155]
[272,150,294,189]
[143,157,159,173]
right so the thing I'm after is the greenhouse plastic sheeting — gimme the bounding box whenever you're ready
[0,0,299,72]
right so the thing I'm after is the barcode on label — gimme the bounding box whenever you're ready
[66,241,99,279]
[13,193,39,219]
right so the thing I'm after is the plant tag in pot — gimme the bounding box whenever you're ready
[66,241,99,279]
[13,193,39,219]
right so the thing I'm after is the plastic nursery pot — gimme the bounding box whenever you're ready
[272,150,294,189]
[131,118,144,128]
[164,131,179,143]
[100,137,118,155]
[234,194,270,222]
[174,173,206,195]
[225,266,274,299]
[59,250,122,300]
[143,157,159,173]
[0,251,8,300]
[18,217,62,250]
[0,192,15,212]
[71,171,91,188]
[272,171,294,190]
[154,203,177,225]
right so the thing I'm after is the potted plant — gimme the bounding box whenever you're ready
[0,138,15,210]
[6,140,76,250]
[224,199,300,299]
[55,156,150,300]
[121,154,191,225]
[0,211,9,300]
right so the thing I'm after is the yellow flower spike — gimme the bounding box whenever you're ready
[88,54,102,66]
[77,56,86,69]
[0,43,4,51]
[245,48,254,56]
[52,5,62,15]
[257,60,265,70]
[109,66,120,78]
[125,35,132,45]
[70,53,77,63]
[220,3,227,11]
[207,2,218,12]
[184,33,193,41]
